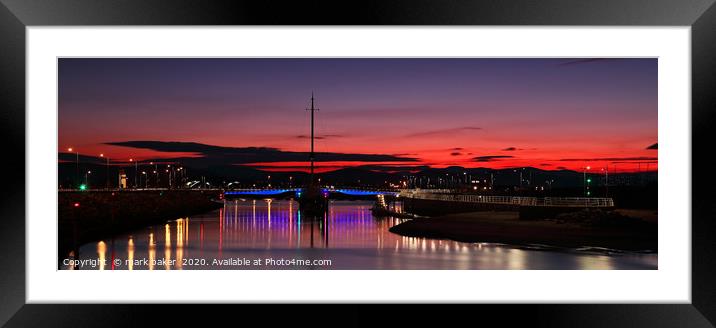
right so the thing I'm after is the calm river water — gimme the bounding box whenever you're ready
[61,200,657,270]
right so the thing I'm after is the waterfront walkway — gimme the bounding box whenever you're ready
[398,190,614,208]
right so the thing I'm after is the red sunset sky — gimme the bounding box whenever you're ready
[59,58,657,173]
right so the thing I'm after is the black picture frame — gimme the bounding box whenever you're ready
[1,0,715,326]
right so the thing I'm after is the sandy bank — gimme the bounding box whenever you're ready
[389,211,657,252]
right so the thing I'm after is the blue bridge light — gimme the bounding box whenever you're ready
[224,188,399,197]
[225,189,297,196]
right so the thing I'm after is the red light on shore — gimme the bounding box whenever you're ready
[73,203,80,207]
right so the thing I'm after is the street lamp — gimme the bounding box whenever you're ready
[583,166,591,196]
[85,170,91,187]
[142,171,147,188]
[67,147,78,189]
[99,153,110,189]
[166,164,173,189]
[129,158,137,189]
[177,167,183,188]
[602,167,609,197]
[150,162,158,187]
[519,169,523,188]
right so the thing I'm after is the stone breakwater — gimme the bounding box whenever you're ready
[58,190,224,260]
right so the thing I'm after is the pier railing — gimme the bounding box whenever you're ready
[400,191,614,208]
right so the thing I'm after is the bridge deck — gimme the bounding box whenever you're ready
[60,188,612,207]
[224,188,399,197]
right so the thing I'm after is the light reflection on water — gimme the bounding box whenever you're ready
[63,200,657,270]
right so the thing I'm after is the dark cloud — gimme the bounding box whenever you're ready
[647,143,658,150]
[104,141,418,166]
[405,126,481,138]
[450,152,462,156]
[357,164,431,172]
[473,155,514,162]
[559,156,657,162]
[452,147,464,151]
[502,147,536,151]
[539,163,552,166]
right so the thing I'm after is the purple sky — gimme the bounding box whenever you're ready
[59,58,657,172]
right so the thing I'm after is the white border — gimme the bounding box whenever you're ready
[27,27,690,303]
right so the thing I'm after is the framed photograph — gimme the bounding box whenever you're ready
[2,0,715,326]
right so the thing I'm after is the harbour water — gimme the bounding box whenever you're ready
[61,200,657,270]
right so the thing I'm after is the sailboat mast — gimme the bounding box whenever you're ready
[310,94,315,179]
[306,92,319,185]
